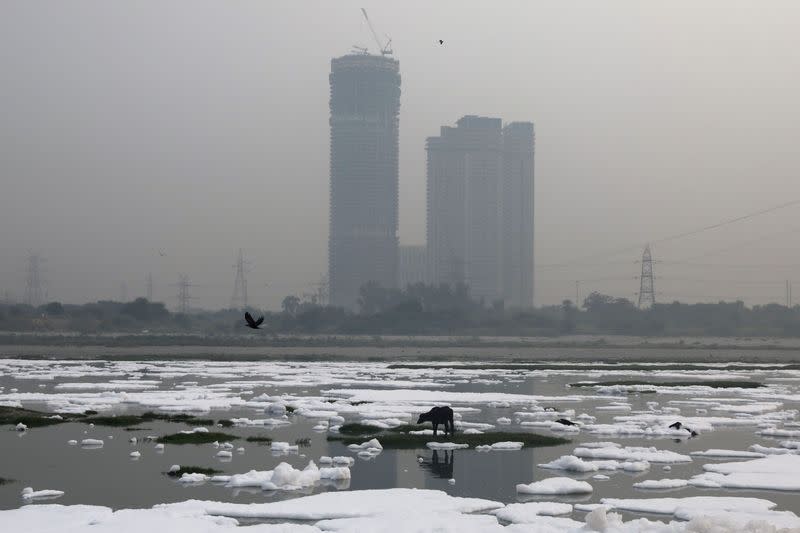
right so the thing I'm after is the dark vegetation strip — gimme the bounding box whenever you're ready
[166,466,221,477]
[329,431,568,449]
[337,423,387,435]
[388,362,794,372]
[0,406,77,427]
[338,423,423,435]
[568,380,764,389]
[4,333,800,353]
[1,406,220,429]
[157,431,239,445]
[245,435,273,443]
[83,412,215,427]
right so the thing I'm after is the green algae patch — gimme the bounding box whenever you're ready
[568,380,763,389]
[157,431,239,445]
[0,406,74,428]
[83,412,215,427]
[328,431,568,450]
[166,466,222,477]
[245,435,273,444]
[337,423,385,435]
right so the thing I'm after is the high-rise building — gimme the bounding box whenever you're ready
[426,116,534,306]
[399,245,427,288]
[502,122,535,307]
[328,54,401,309]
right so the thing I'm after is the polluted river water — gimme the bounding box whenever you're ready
[2,357,800,531]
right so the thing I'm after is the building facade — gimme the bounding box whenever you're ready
[399,245,427,288]
[501,122,535,307]
[328,54,401,308]
[426,116,534,307]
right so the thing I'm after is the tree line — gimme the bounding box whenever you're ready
[3,284,800,338]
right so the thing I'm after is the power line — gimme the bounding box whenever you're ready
[538,198,800,269]
[538,276,636,283]
[671,224,800,263]
[652,199,800,247]
[658,277,787,286]
[659,260,800,269]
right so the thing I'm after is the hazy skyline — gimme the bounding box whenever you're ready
[3,2,800,310]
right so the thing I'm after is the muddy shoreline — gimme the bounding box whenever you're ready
[1,343,798,362]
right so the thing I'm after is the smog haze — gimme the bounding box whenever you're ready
[3,1,800,309]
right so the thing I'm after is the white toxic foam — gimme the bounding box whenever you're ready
[211,461,350,492]
[516,477,593,495]
[633,478,689,490]
[21,487,64,501]
[427,442,469,450]
[574,445,692,463]
[494,502,573,523]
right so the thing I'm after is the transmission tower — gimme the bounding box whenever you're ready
[146,273,153,301]
[24,252,45,307]
[314,274,329,306]
[230,249,248,310]
[175,274,192,313]
[637,244,656,308]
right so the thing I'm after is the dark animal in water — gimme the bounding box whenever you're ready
[417,406,454,437]
[669,421,698,437]
[244,312,264,330]
[555,418,577,426]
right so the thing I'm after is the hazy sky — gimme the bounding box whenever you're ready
[3,1,800,310]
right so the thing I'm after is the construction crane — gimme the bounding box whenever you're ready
[361,8,393,56]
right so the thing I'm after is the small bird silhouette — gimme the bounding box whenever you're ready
[158,249,166,257]
[438,40,444,45]
[244,311,264,329]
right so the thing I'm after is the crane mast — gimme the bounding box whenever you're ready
[360,8,393,56]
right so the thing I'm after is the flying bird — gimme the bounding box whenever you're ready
[438,40,444,45]
[244,311,264,330]
[158,249,166,257]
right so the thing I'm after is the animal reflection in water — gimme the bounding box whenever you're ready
[417,449,455,479]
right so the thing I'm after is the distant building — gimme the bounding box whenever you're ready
[426,116,534,306]
[328,54,401,309]
[501,122,535,307]
[399,245,427,288]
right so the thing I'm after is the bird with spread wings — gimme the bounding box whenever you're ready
[244,312,264,329]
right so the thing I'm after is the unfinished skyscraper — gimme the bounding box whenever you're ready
[427,116,535,306]
[328,53,401,309]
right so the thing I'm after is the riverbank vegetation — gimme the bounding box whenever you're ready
[5,284,800,339]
